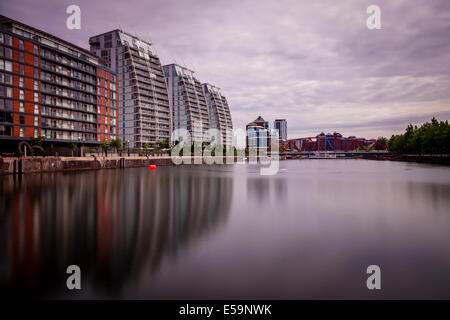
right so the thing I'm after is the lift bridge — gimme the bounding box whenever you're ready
[281,134,388,155]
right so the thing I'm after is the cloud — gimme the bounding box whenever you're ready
[1,0,449,138]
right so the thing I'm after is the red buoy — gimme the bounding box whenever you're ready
[148,164,156,170]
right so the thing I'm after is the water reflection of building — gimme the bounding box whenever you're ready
[0,167,232,298]
[246,176,287,203]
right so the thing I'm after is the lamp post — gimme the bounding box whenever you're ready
[127,140,130,157]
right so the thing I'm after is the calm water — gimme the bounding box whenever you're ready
[1,159,450,299]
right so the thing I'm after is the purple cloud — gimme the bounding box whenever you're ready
[1,0,449,139]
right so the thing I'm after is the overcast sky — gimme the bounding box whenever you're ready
[1,0,449,139]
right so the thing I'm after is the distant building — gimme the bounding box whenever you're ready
[274,119,287,141]
[202,83,233,146]
[285,132,380,152]
[163,63,209,144]
[246,116,269,149]
[89,30,170,149]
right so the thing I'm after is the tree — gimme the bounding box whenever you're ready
[67,142,77,157]
[110,138,122,152]
[374,137,387,150]
[29,136,44,147]
[143,142,150,156]
[157,139,170,150]
[388,118,450,154]
[101,139,109,156]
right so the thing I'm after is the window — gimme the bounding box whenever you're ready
[3,73,11,84]
[4,48,12,59]
[5,35,12,46]
[33,44,38,54]
[6,87,12,98]
[19,102,24,112]
[19,64,24,75]
[34,104,39,114]
[34,92,39,102]
[19,40,24,50]
[19,51,24,63]
[34,117,39,126]
[20,115,25,124]
[5,61,12,72]
[19,127,24,137]
[34,129,38,137]
[19,89,24,100]
[0,33,3,44]
[34,80,39,91]
[19,77,24,87]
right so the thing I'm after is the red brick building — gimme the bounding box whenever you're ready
[0,15,118,153]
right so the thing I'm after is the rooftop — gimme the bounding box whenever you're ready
[0,15,100,62]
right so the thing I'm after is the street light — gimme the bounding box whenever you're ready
[127,140,130,157]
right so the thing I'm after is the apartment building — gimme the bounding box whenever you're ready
[163,63,209,144]
[202,83,233,146]
[0,15,118,148]
[89,30,170,148]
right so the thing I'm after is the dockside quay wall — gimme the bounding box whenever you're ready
[0,156,174,174]
[0,156,242,175]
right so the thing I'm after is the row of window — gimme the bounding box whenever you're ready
[0,59,13,72]
[40,70,96,94]
[41,60,96,84]
[41,129,97,141]
[41,48,96,74]
[1,31,117,82]
[41,83,96,102]
[97,76,116,90]
[0,85,39,102]
[0,101,117,124]
[40,95,116,116]
[0,33,13,46]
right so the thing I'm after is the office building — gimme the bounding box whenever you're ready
[0,15,118,148]
[246,116,269,149]
[274,119,287,141]
[89,30,170,148]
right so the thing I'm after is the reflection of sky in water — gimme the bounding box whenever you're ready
[1,160,450,299]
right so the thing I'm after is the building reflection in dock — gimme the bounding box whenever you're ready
[0,167,233,298]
